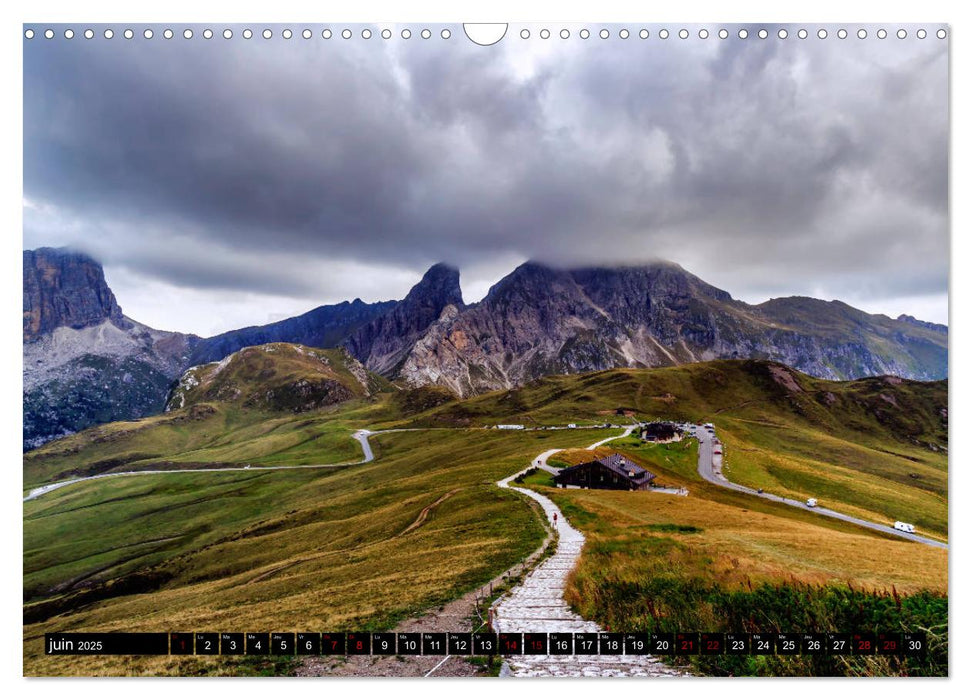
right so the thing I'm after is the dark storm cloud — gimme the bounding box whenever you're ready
[23,24,948,312]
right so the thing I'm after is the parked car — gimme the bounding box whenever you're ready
[806,498,818,508]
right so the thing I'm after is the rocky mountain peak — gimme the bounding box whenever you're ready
[23,247,127,342]
[408,262,464,309]
[343,263,465,374]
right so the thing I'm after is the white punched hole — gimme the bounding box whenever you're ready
[817,29,827,39]
[659,28,669,39]
[639,29,649,39]
[699,29,709,39]
[797,28,808,39]
[858,28,867,39]
[322,28,332,39]
[600,29,609,39]
[897,29,907,39]
[342,29,352,39]
[520,29,529,39]
[580,28,590,39]
[183,29,192,39]
[224,29,233,39]
[778,28,788,39]
[877,28,887,39]
[442,29,451,39]
[421,28,431,39]
[24,28,34,39]
[758,29,767,39]
[738,28,748,39]
[67,29,76,39]
[302,29,312,39]
[381,29,391,39]
[540,28,550,39]
[620,28,630,39]
[937,29,947,39]
[362,29,372,39]
[917,29,927,39]
[401,28,411,39]
[144,28,154,39]
[104,28,114,39]
[243,29,253,39]
[678,29,688,39]
[282,28,293,39]
[837,29,847,39]
[163,28,173,39]
[203,29,213,39]
[44,28,54,39]
[463,23,507,46]
[85,29,94,39]
[560,29,570,39]
[262,29,272,39]
[718,28,728,39]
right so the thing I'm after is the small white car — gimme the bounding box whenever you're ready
[894,521,916,534]
[806,498,818,508]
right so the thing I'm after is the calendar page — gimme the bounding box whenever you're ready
[22,21,949,680]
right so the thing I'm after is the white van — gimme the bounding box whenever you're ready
[805,498,818,508]
[894,521,916,534]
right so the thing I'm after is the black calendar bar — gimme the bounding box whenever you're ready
[45,633,169,655]
[42,631,932,656]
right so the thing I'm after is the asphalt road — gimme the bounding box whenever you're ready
[23,429,379,502]
[690,425,947,550]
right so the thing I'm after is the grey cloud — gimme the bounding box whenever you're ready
[23,24,948,321]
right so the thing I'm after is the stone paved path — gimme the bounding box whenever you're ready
[494,428,685,677]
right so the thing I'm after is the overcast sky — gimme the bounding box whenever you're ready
[23,24,949,335]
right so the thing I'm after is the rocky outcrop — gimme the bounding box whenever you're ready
[23,248,127,341]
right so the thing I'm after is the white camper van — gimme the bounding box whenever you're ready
[805,498,818,508]
[894,521,916,534]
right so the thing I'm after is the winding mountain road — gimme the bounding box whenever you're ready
[690,425,948,549]
[23,429,379,502]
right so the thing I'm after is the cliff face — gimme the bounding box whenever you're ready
[23,248,127,342]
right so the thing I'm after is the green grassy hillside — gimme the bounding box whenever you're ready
[168,343,390,412]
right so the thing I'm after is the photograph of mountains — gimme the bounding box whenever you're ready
[23,23,948,679]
